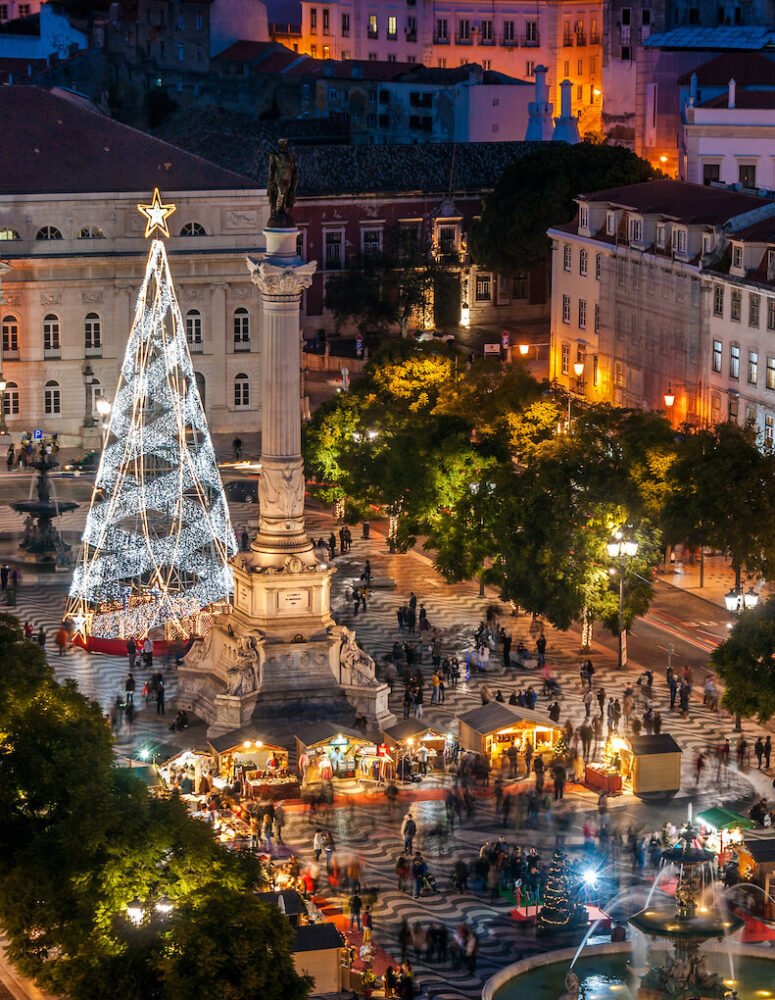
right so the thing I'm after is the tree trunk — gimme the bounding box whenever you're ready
[478,569,485,598]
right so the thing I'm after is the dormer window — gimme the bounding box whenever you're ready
[671,228,687,255]
[656,224,667,248]
[702,234,713,255]
[628,217,643,244]
[578,206,589,230]
[732,244,743,270]
[606,211,616,235]
[767,248,775,281]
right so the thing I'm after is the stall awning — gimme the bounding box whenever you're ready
[383,719,447,743]
[742,836,775,862]
[209,725,286,755]
[698,807,755,832]
[295,722,365,747]
[458,702,559,737]
[131,741,192,766]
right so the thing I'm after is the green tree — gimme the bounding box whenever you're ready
[537,849,587,933]
[161,886,313,1000]
[662,422,775,589]
[469,143,658,275]
[711,597,775,722]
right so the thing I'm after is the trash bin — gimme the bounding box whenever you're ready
[362,520,370,539]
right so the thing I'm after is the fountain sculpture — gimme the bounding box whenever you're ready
[629,821,745,1000]
[11,450,79,569]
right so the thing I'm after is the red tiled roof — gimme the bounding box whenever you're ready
[699,89,775,108]
[0,86,259,194]
[678,52,775,86]
[578,179,769,224]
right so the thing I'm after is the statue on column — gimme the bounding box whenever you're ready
[267,139,299,227]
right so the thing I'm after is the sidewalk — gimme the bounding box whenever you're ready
[658,552,770,612]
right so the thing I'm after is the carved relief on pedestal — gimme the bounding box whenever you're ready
[337,625,380,688]
[259,464,306,522]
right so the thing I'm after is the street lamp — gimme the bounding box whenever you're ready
[607,529,639,670]
[83,363,96,428]
[518,341,551,360]
[664,385,675,409]
[126,897,145,925]
[725,586,760,613]
[0,372,7,437]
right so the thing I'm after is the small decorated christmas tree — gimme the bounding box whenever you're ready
[537,849,588,935]
[552,731,571,762]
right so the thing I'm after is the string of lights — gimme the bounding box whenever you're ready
[67,213,237,641]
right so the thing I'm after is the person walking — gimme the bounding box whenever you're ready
[349,890,363,932]
[37,625,46,648]
[766,736,772,770]
[156,678,165,715]
[536,633,547,666]
[401,812,417,854]
[0,564,8,591]
[125,672,136,705]
[362,560,372,588]
[127,638,137,671]
[232,436,243,460]
[6,444,14,472]
[362,905,373,943]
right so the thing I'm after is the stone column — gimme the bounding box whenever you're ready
[247,229,317,569]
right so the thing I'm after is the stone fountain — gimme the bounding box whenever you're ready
[11,449,79,569]
[629,821,745,1000]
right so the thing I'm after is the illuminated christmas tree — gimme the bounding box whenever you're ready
[67,190,237,641]
[537,849,588,934]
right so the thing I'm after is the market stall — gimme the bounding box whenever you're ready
[738,836,775,919]
[457,703,561,771]
[697,807,754,868]
[295,723,381,785]
[208,726,298,800]
[586,734,681,798]
[382,719,452,778]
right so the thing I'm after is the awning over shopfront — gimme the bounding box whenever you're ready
[697,807,755,832]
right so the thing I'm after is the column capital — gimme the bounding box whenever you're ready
[246,258,317,299]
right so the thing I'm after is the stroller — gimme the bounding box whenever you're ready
[421,871,439,895]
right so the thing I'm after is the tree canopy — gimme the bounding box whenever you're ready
[0,615,309,1000]
[712,597,775,722]
[469,143,658,275]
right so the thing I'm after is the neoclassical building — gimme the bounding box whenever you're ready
[0,86,267,446]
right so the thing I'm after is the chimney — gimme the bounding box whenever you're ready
[551,79,580,144]
[689,71,698,106]
[728,78,736,109]
[524,64,553,141]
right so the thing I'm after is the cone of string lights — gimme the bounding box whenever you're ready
[537,848,588,935]
[66,190,237,646]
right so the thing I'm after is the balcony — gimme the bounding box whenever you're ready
[589,31,600,43]
[342,28,350,36]
[85,345,102,357]
[44,348,61,359]
[521,33,540,46]
[434,33,449,42]
[499,34,517,46]
[405,29,417,40]
[455,33,473,43]
[387,30,397,39]
[479,34,495,44]
[575,31,587,45]
[188,340,203,354]
[367,27,378,38]
[562,32,574,46]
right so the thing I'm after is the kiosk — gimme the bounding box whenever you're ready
[382,719,451,777]
[208,726,297,800]
[457,703,561,771]
[295,723,376,784]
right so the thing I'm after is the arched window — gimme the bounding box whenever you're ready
[3,381,19,417]
[185,309,202,351]
[43,313,60,353]
[2,315,19,355]
[77,225,105,239]
[89,377,102,417]
[0,228,21,241]
[233,307,250,350]
[85,312,102,353]
[35,226,63,240]
[44,380,61,416]
[234,373,250,409]
[180,222,207,237]
[194,372,206,408]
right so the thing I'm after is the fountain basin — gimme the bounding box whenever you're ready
[484,943,775,1000]
[629,909,746,939]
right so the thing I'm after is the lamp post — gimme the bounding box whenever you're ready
[0,372,7,437]
[724,586,759,615]
[517,341,551,361]
[83,363,96,428]
[664,385,675,409]
[607,529,639,670]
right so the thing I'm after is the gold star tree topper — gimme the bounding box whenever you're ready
[137,188,176,238]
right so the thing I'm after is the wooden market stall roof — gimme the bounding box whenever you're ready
[628,735,682,755]
[383,718,449,743]
[294,722,366,748]
[458,702,556,736]
[208,724,288,755]
[742,836,775,863]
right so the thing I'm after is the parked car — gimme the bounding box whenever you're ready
[224,479,258,503]
[63,450,100,473]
